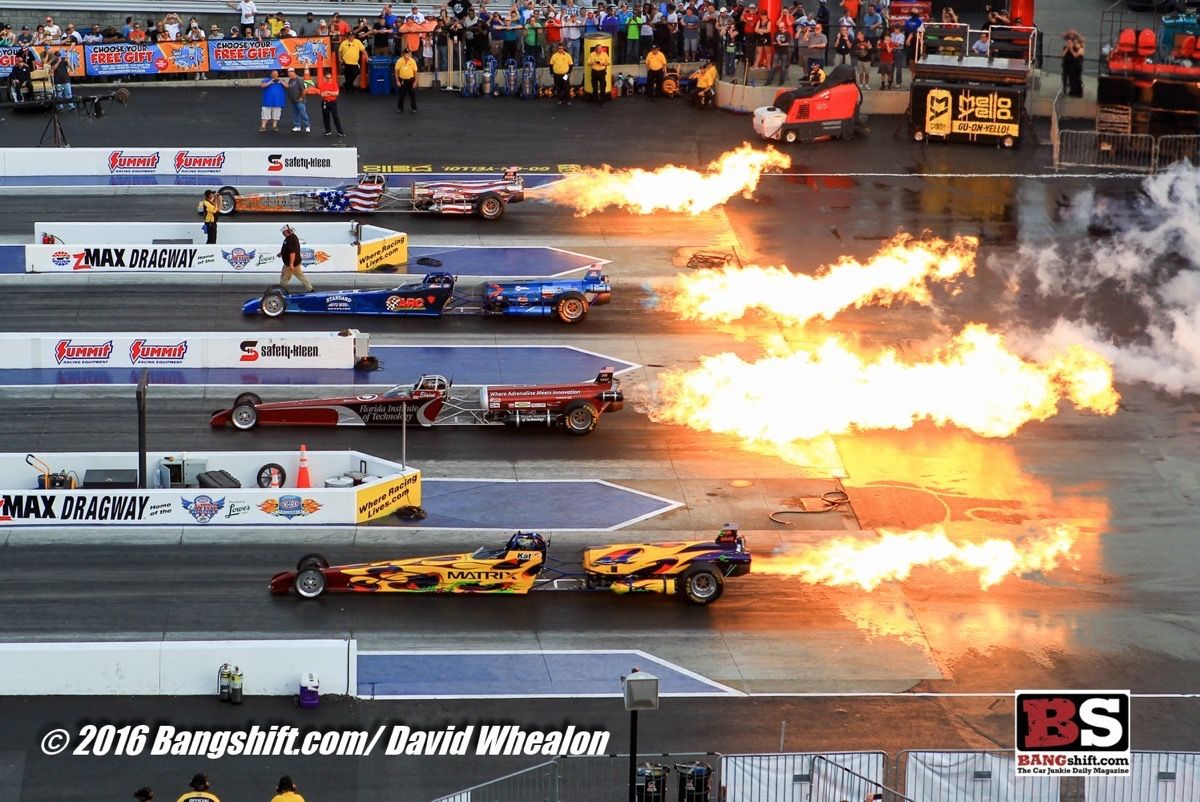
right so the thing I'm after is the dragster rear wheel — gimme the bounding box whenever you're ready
[554,292,589,324]
[217,186,239,215]
[563,402,598,436]
[297,553,330,571]
[233,392,262,409]
[677,564,724,605]
[476,192,505,221]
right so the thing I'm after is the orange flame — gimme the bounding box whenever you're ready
[754,524,1077,591]
[531,144,791,216]
[645,324,1119,441]
[671,234,979,324]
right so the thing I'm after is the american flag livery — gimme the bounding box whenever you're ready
[305,182,384,213]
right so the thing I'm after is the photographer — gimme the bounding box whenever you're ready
[1062,30,1084,98]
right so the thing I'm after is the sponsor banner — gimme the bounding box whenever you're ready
[354,471,422,523]
[208,36,334,73]
[27,243,355,273]
[0,44,85,78]
[356,232,408,273]
[84,41,209,76]
[361,163,581,173]
[0,148,357,180]
[913,81,1024,143]
[0,489,340,526]
[0,332,361,370]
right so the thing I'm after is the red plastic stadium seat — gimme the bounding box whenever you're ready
[1137,28,1156,59]
[1179,35,1196,60]
[1116,28,1136,56]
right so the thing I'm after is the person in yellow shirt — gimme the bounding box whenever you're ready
[269,776,305,802]
[690,58,718,107]
[644,43,666,100]
[267,12,285,37]
[548,42,573,105]
[338,34,366,93]
[175,773,220,802]
[587,43,609,104]
[200,189,218,244]
[394,49,418,112]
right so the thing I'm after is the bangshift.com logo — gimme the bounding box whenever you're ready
[1014,691,1131,777]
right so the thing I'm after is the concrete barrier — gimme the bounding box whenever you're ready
[0,147,356,181]
[0,639,356,695]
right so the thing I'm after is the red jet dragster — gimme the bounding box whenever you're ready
[211,369,625,436]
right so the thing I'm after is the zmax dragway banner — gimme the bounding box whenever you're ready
[84,41,209,76]
[208,36,334,73]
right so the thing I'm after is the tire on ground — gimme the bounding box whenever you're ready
[562,401,598,436]
[261,287,288,317]
[553,291,589,324]
[216,186,239,215]
[294,569,327,599]
[677,564,724,605]
[475,192,505,221]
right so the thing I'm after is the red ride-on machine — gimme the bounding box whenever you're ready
[752,65,866,144]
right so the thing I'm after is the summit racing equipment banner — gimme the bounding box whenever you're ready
[0,147,357,184]
[84,41,209,76]
[208,37,334,73]
[911,81,1024,145]
[0,332,363,370]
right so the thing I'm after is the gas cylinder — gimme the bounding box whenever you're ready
[218,663,232,701]
[230,666,244,705]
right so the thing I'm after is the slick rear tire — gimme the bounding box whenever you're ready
[297,553,330,571]
[677,564,724,605]
[563,401,598,436]
[233,392,262,409]
[294,569,326,599]
[475,192,505,221]
[261,288,288,317]
[217,186,239,215]
[554,291,588,324]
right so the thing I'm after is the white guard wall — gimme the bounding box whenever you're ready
[0,148,357,180]
[0,331,366,370]
[37,221,364,245]
[0,640,356,696]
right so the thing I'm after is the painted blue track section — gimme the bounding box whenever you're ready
[0,346,636,387]
[357,651,727,697]
[0,246,21,274]
[407,245,598,277]
[396,480,672,530]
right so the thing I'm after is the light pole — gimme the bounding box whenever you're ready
[622,667,659,802]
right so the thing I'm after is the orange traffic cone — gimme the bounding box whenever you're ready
[296,444,311,489]
[269,467,282,488]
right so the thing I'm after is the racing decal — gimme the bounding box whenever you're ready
[354,472,421,523]
[0,494,149,522]
[71,247,198,270]
[267,153,334,173]
[238,341,320,362]
[386,295,426,311]
[918,83,1022,140]
[175,151,226,173]
[259,495,322,520]
[358,404,420,425]
[356,233,408,273]
[221,248,256,270]
[129,339,188,365]
[300,248,331,266]
[180,495,225,523]
[55,339,114,364]
[108,151,161,173]
[324,294,353,311]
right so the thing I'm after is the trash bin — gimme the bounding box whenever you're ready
[636,763,669,802]
[369,56,394,95]
[675,762,712,802]
[299,672,320,709]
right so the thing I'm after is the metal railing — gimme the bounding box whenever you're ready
[430,752,721,802]
[1083,751,1200,802]
[1050,90,1063,164]
[895,749,1062,802]
[720,752,889,802]
[1055,130,1160,172]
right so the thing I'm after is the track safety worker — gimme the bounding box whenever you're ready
[549,42,573,105]
[200,190,218,245]
[316,68,345,136]
[588,44,610,104]
[269,776,305,802]
[690,58,718,103]
[644,43,666,100]
[175,773,220,802]
[278,224,314,292]
[808,62,826,83]
[338,33,366,93]
[394,49,419,113]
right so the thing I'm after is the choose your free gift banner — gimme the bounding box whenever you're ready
[84,41,209,76]
[207,36,334,73]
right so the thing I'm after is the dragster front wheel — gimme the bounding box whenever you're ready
[217,186,239,215]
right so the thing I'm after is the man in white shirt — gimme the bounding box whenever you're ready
[43,16,63,42]
[409,4,426,23]
[228,0,258,28]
